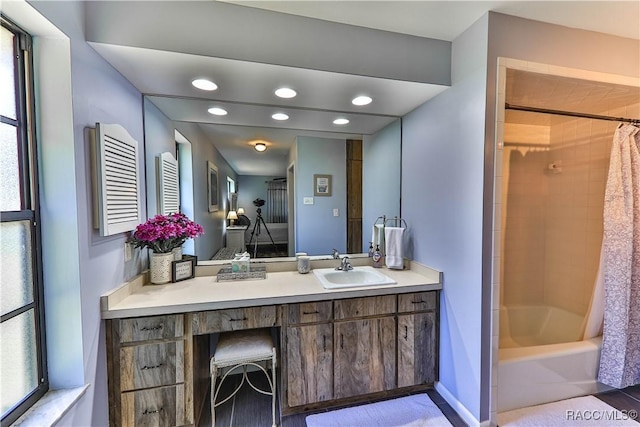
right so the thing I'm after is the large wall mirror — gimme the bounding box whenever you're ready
[144,96,402,263]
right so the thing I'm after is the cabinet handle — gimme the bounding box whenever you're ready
[142,407,164,415]
[140,324,164,331]
[340,334,344,350]
[141,363,164,371]
[411,300,425,304]
[322,335,326,352]
[404,325,408,340]
[303,310,319,315]
[230,317,247,322]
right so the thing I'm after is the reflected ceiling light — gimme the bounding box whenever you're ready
[275,87,297,98]
[333,118,350,125]
[254,142,267,152]
[208,107,227,116]
[192,79,218,91]
[272,113,289,121]
[352,95,372,106]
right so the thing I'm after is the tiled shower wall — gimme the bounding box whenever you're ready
[502,101,639,314]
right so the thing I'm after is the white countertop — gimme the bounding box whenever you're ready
[101,261,442,319]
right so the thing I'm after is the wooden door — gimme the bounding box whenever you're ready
[397,312,436,387]
[333,317,396,399]
[286,323,333,407]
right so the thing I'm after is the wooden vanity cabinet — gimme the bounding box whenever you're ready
[333,296,397,399]
[397,292,438,387]
[282,292,439,413]
[283,302,334,407]
[106,314,191,427]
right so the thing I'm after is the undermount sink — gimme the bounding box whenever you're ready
[313,266,397,289]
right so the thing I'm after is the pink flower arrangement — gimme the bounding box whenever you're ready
[129,213,204,253]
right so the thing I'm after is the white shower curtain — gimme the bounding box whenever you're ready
[596,123,640,389]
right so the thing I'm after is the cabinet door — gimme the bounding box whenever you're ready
[397,312,436,388]
[334,317,396,399]
[286,323,333,407]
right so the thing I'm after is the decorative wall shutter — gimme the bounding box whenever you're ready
[158,152,180,215]
[93,123,142,236]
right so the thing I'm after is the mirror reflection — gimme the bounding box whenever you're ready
[144,99,401,264]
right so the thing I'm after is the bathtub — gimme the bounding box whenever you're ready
[498,305,606,412]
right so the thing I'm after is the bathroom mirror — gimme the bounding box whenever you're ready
[143,99,402,262]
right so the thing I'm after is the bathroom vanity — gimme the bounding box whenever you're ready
[101,261,442,426]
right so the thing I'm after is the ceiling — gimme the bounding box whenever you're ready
[506,69,640,126]
[89,1,639,175]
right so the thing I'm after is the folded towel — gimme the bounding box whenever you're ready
[385,227,404,269]
[372,224,385,252]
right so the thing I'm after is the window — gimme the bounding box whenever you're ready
[1,17,47,426]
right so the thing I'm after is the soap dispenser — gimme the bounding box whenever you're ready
[368,242,374,257]
[372,245,383,268]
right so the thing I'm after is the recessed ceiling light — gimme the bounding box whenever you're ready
[352,95,372,106]
[272,113,289,121]
[333,118,350,125]
[254,143,267,152]
[275,87,297,99]
[208,107,227,116]
[192,79,218,91]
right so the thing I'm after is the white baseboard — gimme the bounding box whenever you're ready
[435,381,487,427]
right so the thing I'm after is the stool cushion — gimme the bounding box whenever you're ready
[213,329,274,366]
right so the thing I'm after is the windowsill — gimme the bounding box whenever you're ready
[12,385,89,427]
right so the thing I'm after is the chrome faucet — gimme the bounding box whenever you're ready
[332,248,340,259]
[335,256,353,271]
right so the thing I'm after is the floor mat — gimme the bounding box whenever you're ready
[305,394,453,427]
[498,395,640,426]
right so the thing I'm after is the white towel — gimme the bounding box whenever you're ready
[371,224,385,252]
[385,227,404,269]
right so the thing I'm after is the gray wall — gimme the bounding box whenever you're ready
[24,1,146,425]
[295,136,347,255]
[362,119,402,250]
[401,14,489,422]
[237,175,284,219]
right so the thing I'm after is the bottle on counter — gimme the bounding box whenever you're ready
[372,245,383,268]
[368,242,374,257]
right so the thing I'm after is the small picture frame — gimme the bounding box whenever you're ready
[172,255,197,282]
[313,174,332,197]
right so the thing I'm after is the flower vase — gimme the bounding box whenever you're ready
[172,247,183,261]
[150,251,174,284]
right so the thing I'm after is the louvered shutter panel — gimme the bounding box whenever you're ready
[94,123,142,236]
[158,152,180,215]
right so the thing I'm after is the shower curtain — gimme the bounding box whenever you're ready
[596,123,640,389]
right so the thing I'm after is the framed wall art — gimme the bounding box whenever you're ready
[313,174,332,197]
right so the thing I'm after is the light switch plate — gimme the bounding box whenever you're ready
[333,208,339,217]
[303,197,314,205]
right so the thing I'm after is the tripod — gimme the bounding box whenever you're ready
[247,207,278,258]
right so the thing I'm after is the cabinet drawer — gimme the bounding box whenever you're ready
[398,292,437,313]
[334,295,396,320]
[287,301,332,325]
[192,306,277,334]
[120,384,186,427]
[119,315,183,343]
[120,341,184,392]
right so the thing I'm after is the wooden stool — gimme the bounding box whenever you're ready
[210,329,277,426]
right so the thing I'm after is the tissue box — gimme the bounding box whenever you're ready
[231,254,250,273]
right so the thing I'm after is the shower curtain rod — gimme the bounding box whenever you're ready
[505,103,640,124]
